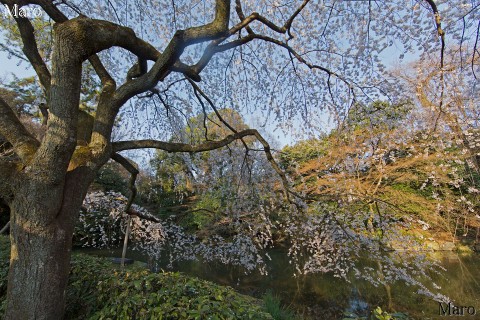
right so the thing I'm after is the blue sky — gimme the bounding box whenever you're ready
[0,47,34,80]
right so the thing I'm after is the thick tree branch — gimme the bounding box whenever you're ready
[112,129,259,153]
[127,208,160,223]
[9,2,131,151]
[88,54,117,145]
[9,12,52,93]
[27,19,85,181]
[28,1,120,87]
[112,129,295,202]
[27,0,122,130]
[15,16,161,151]
[45,17,160,63]
[182,0,230,44]
[111,153,139,176]
[171,62,203,82]
[191,0,311,76]
[28,1,159,86]
[113,0,231,105]
[14,0,231,143]
[0,96,39,162]
[111,153,138,213]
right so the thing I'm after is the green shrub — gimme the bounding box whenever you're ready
[262,291,297,320]
[68,254,273,319]
[1,236,273,319]
[342,306,410,320]
[93,162,129,195]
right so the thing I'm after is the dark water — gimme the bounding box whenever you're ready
[77,247,480,320]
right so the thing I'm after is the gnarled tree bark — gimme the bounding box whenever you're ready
[3,18,90,319]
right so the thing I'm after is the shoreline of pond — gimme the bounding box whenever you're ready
[76,246,480,320]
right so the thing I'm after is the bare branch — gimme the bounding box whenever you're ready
[234,0,253,34]
[188,79,238,134]
[284,0,310,39]
[111,153,138,213]
[88,55,115,87]
[127,208,160,223]
[28,0,68,22]
[192,0,310,75]
[252,34,355,100]
[187,79,254,154]
[473,20,480,79]
[231,0,310,38]
[109,154,166,239]
[424,0,446,69]
[190,30,353,108]
[191,84,215,141]
[0,221,10,235]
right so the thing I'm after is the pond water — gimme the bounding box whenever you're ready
[77,247,480,319]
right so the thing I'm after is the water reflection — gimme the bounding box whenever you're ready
[77,247,480,320]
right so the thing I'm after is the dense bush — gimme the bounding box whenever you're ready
[0,236,273,319]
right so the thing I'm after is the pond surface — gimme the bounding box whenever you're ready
[77,247,480,319]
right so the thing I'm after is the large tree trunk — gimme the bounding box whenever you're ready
[3,18,92,319]
[4,168,95,319]
[5,214,75,319]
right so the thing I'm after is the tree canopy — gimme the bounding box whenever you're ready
[0,0,479,319]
